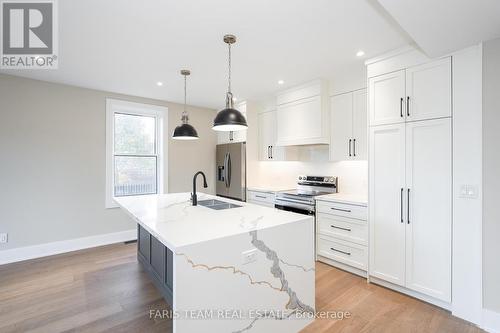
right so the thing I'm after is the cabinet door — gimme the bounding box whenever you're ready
[138,225,150,262]
[217,131,231,144]
[258,111,275,161]
[276,95,328,145]
[405,118,451,301]
[150,236,165,280]
[330,93,353,161]
[369,123,406,286]
[369,70,406,126]
[352,89,367,160]
[406,58,451,122]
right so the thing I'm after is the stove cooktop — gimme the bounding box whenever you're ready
[277,189,332,197]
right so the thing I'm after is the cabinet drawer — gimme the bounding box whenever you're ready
[247,191,275,204]
[317,213,367,246]
[317,236,367,270]
[317,200,367,221]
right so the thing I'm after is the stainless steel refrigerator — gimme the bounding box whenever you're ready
[216,142,246,201]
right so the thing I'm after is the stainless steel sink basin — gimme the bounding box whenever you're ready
[198,199,242,210]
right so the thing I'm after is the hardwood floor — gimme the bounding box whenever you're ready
[0,243,482,333]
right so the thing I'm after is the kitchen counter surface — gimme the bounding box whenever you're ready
[315,192,368,206]
[247,185,293,193]
[115,192,311,250]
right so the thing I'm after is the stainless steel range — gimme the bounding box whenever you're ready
[275,175,338,215]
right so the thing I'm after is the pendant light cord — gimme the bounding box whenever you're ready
[228,42,232,93]
[182,72,188,124]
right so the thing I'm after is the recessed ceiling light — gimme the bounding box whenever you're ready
[278,80,284,85]
[356,50,365,57]
[156,81,163,86]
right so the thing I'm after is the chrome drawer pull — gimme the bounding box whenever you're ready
[255,195,267,199]
[330,207,351,213]
[330,225,351,232]
[330,247,351,256]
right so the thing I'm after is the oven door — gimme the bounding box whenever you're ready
[275,198,315,216]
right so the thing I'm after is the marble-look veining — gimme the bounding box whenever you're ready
[116,192,315,333]
[115,193,311,250]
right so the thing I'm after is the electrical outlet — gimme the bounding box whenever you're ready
[242,249,257,265]
[0,233,7,244]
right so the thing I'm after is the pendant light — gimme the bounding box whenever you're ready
[213,34,248,132]
[172,69,199,140]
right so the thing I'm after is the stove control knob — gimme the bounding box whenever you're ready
[299,176,302,180]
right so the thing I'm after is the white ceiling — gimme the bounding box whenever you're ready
[1,0,411,109]
[377,0,500,58]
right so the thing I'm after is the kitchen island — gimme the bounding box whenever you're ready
[115,192,315,333]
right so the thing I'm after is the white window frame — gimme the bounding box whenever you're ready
[105,98,167,208]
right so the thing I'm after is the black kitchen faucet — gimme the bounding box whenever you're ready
[191,171,208,206]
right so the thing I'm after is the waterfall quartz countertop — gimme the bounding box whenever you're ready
[114,192,312,250]
[115,192,315,333]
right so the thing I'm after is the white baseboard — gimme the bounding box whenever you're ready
[0,229,137,265]
[483,309,500,333]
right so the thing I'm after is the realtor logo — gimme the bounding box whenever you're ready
[1,0,58,69]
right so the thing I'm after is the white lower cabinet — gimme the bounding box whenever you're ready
[316,199,368,277]
[369,118,452,302]
[246,189,275,208]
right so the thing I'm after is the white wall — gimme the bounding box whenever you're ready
[482,37,500,315]
[451,45,483,325]
[0,74,217,251]
[246,68,368,196]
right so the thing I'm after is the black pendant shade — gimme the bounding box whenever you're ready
[172,123,198,140]
[213,106,248,132]
[172,69,199,140]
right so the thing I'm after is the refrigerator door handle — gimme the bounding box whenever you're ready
[227,153,232,188]
[223,153,228,187]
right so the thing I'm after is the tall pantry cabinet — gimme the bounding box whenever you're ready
[368,56,452,303]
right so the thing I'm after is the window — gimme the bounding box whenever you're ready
[106,99,167,208]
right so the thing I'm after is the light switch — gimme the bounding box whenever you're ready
[459,185,478,199]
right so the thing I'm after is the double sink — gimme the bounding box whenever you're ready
[197,199,242,210]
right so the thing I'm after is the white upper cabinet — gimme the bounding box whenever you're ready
[276,80,329,146]
[330,93,353,161]
[330,89,367,161]
[369,57,451,126]
[369,70,406,126]
[405,58,451,122]
[217,101,247,144]
[258,109,296,161]
[258,110,276,160]
[352,89,367,160]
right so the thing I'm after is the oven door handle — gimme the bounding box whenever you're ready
[275,196,314,206]
[275,199,315,213]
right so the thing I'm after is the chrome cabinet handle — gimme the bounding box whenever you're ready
[407,188,411,224]
[348,139,352,157]
[330,225,351,232]
[400,97,404,117]
[330,207,351,213]
[255,195,266,199]
[407,96,410,117]
[400,188,404,223]
[330,247,351,256]
[353,139,356,157]
[270,146,273,159]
